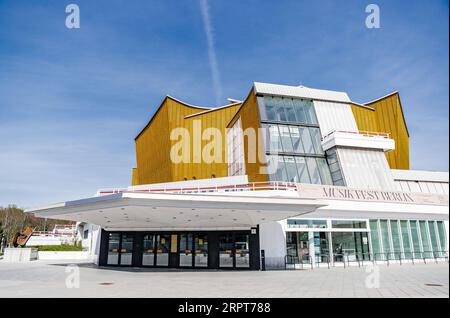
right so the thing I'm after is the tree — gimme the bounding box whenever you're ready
[0,205,74,247]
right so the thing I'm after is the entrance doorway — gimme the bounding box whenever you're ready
[106,233,134,266]
[101,230,257,269]
[219,233,250,269]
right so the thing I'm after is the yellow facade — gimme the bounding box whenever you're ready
[133,88,411,186]
[133,96,240,185]
[351,92,410,170]
[227,90,268,183]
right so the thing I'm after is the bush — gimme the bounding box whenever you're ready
[36,245,83,252]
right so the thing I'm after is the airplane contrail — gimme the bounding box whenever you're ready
[198,0,223,105]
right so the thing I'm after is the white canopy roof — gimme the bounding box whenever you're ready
[26,192,325,231]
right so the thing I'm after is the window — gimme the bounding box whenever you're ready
[261,96,317,125]
[279,125,293,153]
[289,126,304,153]
[380,220,392,257]
[419,221,431,257]
[390,220,402,259]
[309,127,324,155]
[295,157,310,183]
[299,127,314,154]
[410,221,421,255]
[287,219,327,229]
[83,229,89,239]
[400,220,412,258]
[428,221,440,255]
[332,220,367,229]
[306,157,321,184]
[369,220,382,258]
[284,156,299,182]
[260,95,334,185]
[227,118,245,176]
[316,158,333,185]
[437,221,447,251]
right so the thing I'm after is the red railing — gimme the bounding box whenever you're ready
[97,181,298,196]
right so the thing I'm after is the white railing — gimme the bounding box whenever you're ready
[97,181,298,196]
[323,130,390,140]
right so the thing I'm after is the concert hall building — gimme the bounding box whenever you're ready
[27,82,449,270]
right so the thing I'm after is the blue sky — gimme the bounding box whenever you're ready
[0,0,448,208]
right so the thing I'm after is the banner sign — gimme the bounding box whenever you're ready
[296,184,449,206]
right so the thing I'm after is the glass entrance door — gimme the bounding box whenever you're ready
[106,233,134,266]
[219,234,234,268]
[142,234,156,266]
[156,234,171,266]
[194,234,208,267]
[107,233,120,265]
[120,234,134,265]
[179,233,193,267]
[235,234,250,268]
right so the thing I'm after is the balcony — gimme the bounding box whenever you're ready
[321,130,395,152]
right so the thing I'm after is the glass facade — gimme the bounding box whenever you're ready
[369,220,382,258]
[437,221,447,252]
[259,95,333,185]
[287,219,327,229]
[227,118,246,177]
[261,96,318,125]
[332,220,366,229]
[400,220,412,258]
[368,219,447,260]
[286,219,447,266]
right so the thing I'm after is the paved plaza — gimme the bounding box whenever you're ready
[0,260,448,298]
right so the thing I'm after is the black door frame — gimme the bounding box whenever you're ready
[99,229,260,270]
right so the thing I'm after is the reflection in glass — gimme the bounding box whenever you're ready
[332,220,367,229]
[284,156,299,182]
[390,220,401,259]
[410,221,421,257]
[292,99,307,124]
[268,124,282,153]
[283,98,297,122]
[309,128,324,154]
[380,220,391,259]
[299,127,314,154]
[235,234,250,268]
[332,232,369,262]
[437,221,447,252]
[194,234,208,267]
[179,233,193,267]
[314,232,329,263]
[120,234,134,265]
[419,221,431,258]
[295,157,310,183]
[400,220,412,259]
[370,220,382,260]
[289,126,304,153]
[142,234,155,266]
[316,158,333,185]
[306,157,321,184]
[279,125,293,153]
[428,221,439,255]
[219,234,234,268]
[156,234,171,266]
[107,233,120,265]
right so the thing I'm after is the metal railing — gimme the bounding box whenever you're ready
[285,250,449,270]
[322,129,391,140]
[98,181,299,196]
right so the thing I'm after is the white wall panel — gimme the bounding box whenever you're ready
[336,148,397,190]
[313,101,358,137]
[394,180,449,195]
